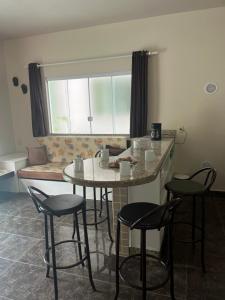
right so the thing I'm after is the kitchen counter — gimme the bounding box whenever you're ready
[63,138,174,188]
[63,138,175,256]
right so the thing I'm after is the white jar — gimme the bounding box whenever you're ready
[74,156,84,173]
[119,161,130,177]
[100,148,109,162]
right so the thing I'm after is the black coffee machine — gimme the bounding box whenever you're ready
[150,123,161,140]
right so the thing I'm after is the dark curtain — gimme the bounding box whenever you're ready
[130,51,148,138]
[28,63,48,137]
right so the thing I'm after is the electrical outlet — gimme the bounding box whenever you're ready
[178,126,185,132]
[176,127,187,144]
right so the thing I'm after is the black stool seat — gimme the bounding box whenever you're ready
[43,194,83,216]
[165,180,205,195]
[119,202,170,230]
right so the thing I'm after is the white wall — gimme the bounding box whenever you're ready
[3,7,225,190]
[0,42,15,156]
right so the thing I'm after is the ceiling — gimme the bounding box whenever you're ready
[0,0,225,40]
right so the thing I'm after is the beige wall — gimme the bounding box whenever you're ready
[0,42,15,156]
[3,7,225,190]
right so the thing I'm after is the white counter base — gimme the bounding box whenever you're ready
[0,153,27,192]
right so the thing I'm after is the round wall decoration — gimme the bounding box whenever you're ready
[12,77,19,86]
[204,82,218,95]
[21,84,28,94]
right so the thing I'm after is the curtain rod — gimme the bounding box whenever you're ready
[35,51,159,68]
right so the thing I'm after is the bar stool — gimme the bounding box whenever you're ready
[27,186,96,300]
[115,198,182,300]
[165,167,217,272]
[73,147,124,242]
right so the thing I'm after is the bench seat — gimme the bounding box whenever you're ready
[17,136,127,185]
[17,162,68,181]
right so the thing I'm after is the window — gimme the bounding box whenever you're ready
[47,74,131,135]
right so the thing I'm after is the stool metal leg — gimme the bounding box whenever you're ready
[50,215,58,300]
[201,196,206,273]
[74,211,84,267]
[73,184,76,194]
[105,188,113,242]
[72,183,76,239]
[114,220,121,300]
[44,214,50,278]
[192,196,196,248]
[141,230,147,300]
[82,187,96,291]
[99,188,103,217]
[72,212,76,240]
[93,187,98,230]
[140,233,143,281]
[168,222,175,300]
[166,190,170,202]
[160,225,169,266]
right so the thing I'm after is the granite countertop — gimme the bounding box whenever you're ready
[63,138,174,188]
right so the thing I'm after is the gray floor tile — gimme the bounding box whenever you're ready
[0,258,14,278]
[0,233,40,261]
[19,239,46,267]
[0,262,44,299]
[0,215,44,239]
[0,192,224,299]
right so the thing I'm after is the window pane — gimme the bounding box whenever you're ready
[89,77,113,134]
[48,80,70,133]
[47,74,131,135]
[68,79,90,134]
[112,75,131,134]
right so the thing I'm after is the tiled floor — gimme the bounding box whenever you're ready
[0,192,224,299]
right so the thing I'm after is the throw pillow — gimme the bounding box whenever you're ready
[27,145,48,166]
